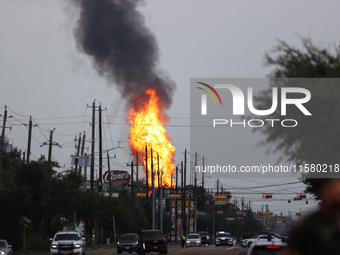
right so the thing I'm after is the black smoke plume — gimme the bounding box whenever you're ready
[73,0,176,111]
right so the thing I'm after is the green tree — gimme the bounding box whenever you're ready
[256,37,340,198]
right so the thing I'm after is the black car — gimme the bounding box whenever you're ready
[198,231,210,245]
[117,233,138,254]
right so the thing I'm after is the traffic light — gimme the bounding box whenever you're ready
[306,200,308,204]
[297,194,306,199]
[263,194,272,199]
[288,199,291,203]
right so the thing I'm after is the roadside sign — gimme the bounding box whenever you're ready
[136,193,147,198]
[262,212,273,218]
[170,194,181,199]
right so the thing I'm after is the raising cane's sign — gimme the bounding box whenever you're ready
[103,170,130,184]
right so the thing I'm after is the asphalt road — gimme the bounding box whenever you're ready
[86,244,248,255]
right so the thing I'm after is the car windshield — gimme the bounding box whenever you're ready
[188,234,200,239]
[250,245,284,255]
[55,234,80,241]
[218,233,231,237]
[143,231,164,238]
[0,241,6,248]
[120,235,137,241]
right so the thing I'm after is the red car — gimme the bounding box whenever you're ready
[137,230,168,254]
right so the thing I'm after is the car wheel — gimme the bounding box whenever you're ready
[247,242,252,247]
[216,244,219,247]
[117,250,122,254]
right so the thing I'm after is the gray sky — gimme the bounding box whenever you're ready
[1,0,338,216]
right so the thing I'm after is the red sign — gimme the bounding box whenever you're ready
[103,170,130,183]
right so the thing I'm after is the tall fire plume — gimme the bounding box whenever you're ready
[128,88,175,188]
[73,0,176,188]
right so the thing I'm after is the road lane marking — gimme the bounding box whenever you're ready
[180,247,197,252]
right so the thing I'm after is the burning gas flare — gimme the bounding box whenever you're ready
[128,88,176,189]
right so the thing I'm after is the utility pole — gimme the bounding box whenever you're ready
[145,145,148,199]
[131,161,134,197]
[107,152,111,192]
[40,128,61,163]
[175,165,178,242]
[194,152,197,192]
[181,161,184,236]
[136,152,139,192]
[90,101,96,190]
[242,197,244,225]
[151,148,155,229]
[26,116,33,164]
[0,106,11,170]
[74,132,81,173]
[48,129,53,163]
[160,169,163,232]
[98,104,102,192]
[98,104,106,192]
[202,156,205,211]
[184,149,187,236]
[158,154,161,230]
[212,199,216,245]
[217,178,219,195]
[79,131,86,174]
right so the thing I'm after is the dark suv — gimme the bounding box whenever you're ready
[138,230,168,254]
[117,233,138,254]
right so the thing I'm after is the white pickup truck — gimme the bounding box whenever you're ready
[50,231,86,255]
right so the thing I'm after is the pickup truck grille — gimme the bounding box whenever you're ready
[58,242,73,251]
[147,240,164,246]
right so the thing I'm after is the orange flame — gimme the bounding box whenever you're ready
[128,88,176,189]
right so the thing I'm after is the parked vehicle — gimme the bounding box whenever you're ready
[198,231,210,245]
[117,233,138,254]
[50,231,85,255]
[186,233,201,247]
[0,240,12,255]
[257,231,289,242]
[137,230,167,254]
[240,235,283,248]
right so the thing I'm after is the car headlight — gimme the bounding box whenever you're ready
[196,240,200,243]
[51,244,58,249]
[74,244,81,248]
[117,241,120,245]
[207,236,209,239]
[186,241,190,243]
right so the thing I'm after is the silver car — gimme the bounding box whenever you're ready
[186,233,201,247]
[0,240,12,255]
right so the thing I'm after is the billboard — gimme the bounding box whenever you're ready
[103,170,130,183]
